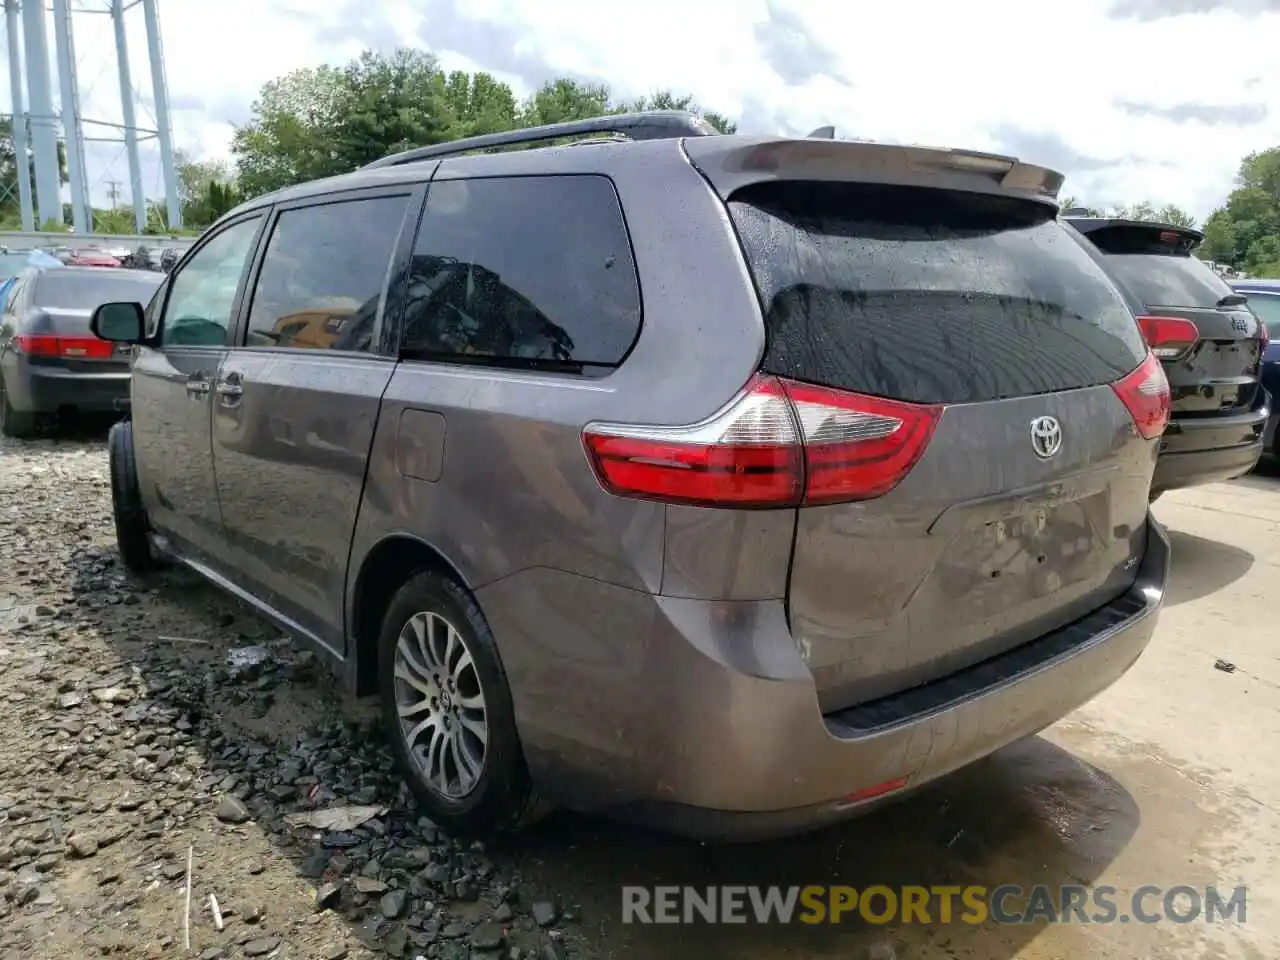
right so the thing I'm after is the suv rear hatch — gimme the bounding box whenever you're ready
[726,181,1159,713]
[1065,220,1267,417]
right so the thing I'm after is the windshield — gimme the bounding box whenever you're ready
[33,271,162,311]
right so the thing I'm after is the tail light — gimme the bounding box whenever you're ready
[581,375,942,508]
[15,334,114,359]
[1112,353,1171,440]
[1136,315,1199,360]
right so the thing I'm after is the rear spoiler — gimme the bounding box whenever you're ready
[1065,218,1204,254]
[682,136,1064,207]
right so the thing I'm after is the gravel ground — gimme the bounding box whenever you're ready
[0,424,591,960]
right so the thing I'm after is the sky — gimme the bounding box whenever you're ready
[3,0,1280,224]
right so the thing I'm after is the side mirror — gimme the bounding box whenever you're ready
[91,301,146,343]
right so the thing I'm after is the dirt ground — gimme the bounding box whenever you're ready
[1,424,1277,960]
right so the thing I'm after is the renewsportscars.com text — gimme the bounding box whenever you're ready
[621,884,1248,925]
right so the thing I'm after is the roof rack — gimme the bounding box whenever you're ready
[361,110,719,170]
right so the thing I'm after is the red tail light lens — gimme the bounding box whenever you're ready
[1136,315,1199,360]
[15,334,114,359]
[1112,353,1171,440]
[779,381,942,505]
[582,375,942,508]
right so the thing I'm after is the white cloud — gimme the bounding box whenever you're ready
[3,0,1279,223]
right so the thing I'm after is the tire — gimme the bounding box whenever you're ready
[378,570,545,837]
[0,374,39,439]
[108,420,156,573]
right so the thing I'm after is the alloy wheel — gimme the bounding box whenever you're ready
[392,610,489,799]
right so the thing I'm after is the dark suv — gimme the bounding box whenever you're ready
[1065,218,1269,497]
[86,113,1170,840]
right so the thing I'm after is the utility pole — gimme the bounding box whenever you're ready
[106,180,121,209]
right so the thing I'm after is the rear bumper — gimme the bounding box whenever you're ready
[1152,398,1268,493]
[481,517,1170,841]
[3,359,131,414]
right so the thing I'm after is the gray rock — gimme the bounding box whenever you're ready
[531,901,559,928]
[242,937,281,957]
[67,834,98,858]
[213,795,250,824]
[323,946,349,960]
[492,902,514,923]
[316,882,341,911]
[383,926,409,957]
[471,922,506,951]
[380,888,408,919]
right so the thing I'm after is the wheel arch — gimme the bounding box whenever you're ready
[349,533,472,696]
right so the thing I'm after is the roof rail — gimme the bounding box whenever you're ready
[361,110,718,170]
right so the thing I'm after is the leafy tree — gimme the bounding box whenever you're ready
[231,48,740,199]
[1195,147,1280,276]
[173,149,240,227]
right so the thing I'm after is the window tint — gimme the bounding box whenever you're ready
[401,175,641,371]
[1075,225,1234,309]
[1244,292,1280,336]
[163,216,263,347]
[246,195,410,353]
[33,271,162,311]
[730,183,1148,406]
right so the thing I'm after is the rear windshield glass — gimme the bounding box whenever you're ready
[729,183,1147,406]
[33,271,161,311]
[1079,226,1234,309]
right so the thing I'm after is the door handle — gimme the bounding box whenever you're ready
[216,381,243,398]
[185,378,210,395]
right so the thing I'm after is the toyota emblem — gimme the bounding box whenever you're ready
[1030,416,1062,459]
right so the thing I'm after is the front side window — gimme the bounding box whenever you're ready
[401,175,642,373]
[244,195,411,353]
[162,216,264,347]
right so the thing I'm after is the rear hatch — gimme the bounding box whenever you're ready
[1067,221,1266,417]
[727,182,1158,713]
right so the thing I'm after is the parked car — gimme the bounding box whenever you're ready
[0,265,164,437]
[1230,279,1280,459]
[1064,218,1269,498]
[87,113,1171,840]
[65,248,122,268]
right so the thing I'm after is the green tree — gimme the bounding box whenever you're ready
[231,49,740,199]
[1193,147,1280,276]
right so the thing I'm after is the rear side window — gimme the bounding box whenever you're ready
[33,271,161,311]
[401,175,641,373]
[1079,225,1234,309]
[246,194,411,353]
[729,183,1147,406]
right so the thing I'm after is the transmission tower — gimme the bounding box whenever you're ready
[3,0,182,234]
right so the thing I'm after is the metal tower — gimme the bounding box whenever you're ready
[4,0,182,234]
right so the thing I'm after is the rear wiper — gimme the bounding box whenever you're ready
[1218,293,1249,307]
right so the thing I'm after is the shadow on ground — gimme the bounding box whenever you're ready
[56,544,1141,960]
[1162,528,1256,609]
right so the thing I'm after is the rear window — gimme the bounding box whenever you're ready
[729,183,1147,406]
[33,271,161,311]
[1079,226,1234,309]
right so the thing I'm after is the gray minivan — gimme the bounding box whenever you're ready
[87,113,1171,840]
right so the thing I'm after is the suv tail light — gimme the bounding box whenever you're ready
[1112,353,1171,440]
[581,375,942,508]
[15,334,114,359]
[1136,315,1199,360]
